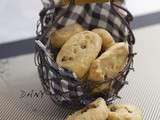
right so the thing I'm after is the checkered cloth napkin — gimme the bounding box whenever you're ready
[36,0,129,105]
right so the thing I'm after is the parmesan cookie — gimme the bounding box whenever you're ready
[108,103,142,120]
[92,28,115,50]
[56,31,102,79]
[49,23,84,48]
[66,98,109,120]
[88,42,129,81]
[92,81,111,94]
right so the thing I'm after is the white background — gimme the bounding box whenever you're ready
[0,0,160,44]
[126,0,160,16]
[0,0,42,44]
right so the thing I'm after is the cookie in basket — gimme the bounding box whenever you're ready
[92,28,115,50]
[66,97,109,120]
[108,103,142,120]
[56,31,102,79]
[88,42,129,82]
[49,23,84,48]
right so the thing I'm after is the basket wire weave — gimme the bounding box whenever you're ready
[34,0,136,107]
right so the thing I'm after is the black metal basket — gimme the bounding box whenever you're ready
[34,0,135,108]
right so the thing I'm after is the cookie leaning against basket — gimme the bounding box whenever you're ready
[35,0,135,107]
[66,98,142,120]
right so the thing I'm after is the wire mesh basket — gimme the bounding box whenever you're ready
[35,0,135,108]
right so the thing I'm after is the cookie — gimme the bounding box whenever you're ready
[108,103,142,120]
[92,81,111,94]
[88,42,129,81]
[49,23,84,48]
[66,98,109,120]
[56,31,102,79]
[92,28,115,50]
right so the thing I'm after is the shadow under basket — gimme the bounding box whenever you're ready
[34,0,136,108]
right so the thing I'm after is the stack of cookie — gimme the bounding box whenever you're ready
[66,98,142,120]
[49,23,129,94]
[49,24,141,120]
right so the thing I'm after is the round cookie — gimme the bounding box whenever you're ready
[49,23,84,48]
[108,103,142,120]
[66,98,109,120]
[88,42,129,82]
[56,31,102,79]
[92,28,115,50]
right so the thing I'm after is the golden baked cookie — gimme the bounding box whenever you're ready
[91,81,111,94]
[108,103,142,120]
[66,98,109,120]
[88,42,129,81]
[92,28,115,50]
[49,23,84,48]
[56,31,102,79]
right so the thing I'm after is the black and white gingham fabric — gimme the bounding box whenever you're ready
[36,0,130,105]
[45,1,129,42]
